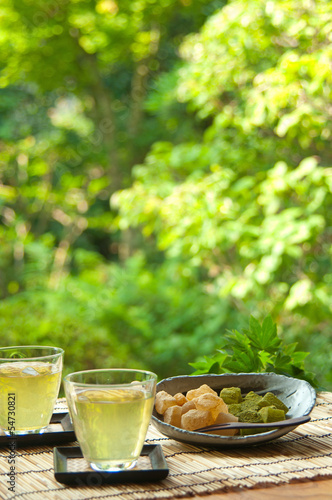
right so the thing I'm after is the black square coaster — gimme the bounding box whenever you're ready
[0,413,76,447]
[53,444,169,485]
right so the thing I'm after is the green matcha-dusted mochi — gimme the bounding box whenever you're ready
[219,387,242,405]
[240,399,260,413]
[228,403,242,417]
[238,409,263,423]
[259,405,286,423]
[244,391,263,404]
[257,392,288,413]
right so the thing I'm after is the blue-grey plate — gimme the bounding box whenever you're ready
[151,373,316,448]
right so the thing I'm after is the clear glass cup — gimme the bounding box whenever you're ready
[64,368,157,472]
[0,346,64,435]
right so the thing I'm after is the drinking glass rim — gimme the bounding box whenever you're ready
[0,346,64,361]
[64,368,157,387]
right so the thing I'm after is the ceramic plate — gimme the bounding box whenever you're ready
[151,373,316,448]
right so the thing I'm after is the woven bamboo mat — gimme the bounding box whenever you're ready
[1,392,332,500]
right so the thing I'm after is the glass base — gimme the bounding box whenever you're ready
[90,459,138,472]
[3,426,47,436]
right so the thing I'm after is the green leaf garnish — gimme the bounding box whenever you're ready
[189,315,319,388]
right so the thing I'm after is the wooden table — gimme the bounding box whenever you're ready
[199,478,332,499]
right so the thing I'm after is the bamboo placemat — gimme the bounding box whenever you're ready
[1,392,332,500]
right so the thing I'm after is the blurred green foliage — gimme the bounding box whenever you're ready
[0,0,331,387]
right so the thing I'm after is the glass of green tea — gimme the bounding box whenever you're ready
[64,369,157,472]
[0,346,64,435]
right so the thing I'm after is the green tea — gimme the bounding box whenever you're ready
[0,361,61,434]
[72,388,154,470]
